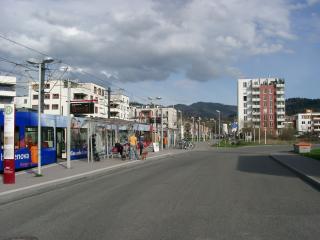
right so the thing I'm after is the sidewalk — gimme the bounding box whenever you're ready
[0,148,184,203]
[270,151,320,189]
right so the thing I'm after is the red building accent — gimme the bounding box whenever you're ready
[259,84,276,135]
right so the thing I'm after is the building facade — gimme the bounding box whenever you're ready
[16,80,109,118]
[295,110,320,135]
[130,105,179,145]
[0,76,16,109]
[110,90,130,120]
[237,78,285,135]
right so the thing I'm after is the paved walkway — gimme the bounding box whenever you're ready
[0,147,185,202]
[271,151,320,189]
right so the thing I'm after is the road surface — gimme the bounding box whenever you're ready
[0,144,319,240]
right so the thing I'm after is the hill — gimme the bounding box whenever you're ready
[131,98,320,119]
[174,102,237,120]
[285,98,320,116]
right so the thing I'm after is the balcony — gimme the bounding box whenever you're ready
[277,111,285,115]
[276,97,285,101]
[252,91,260,95]
[252,105,260,109]
[0,89,15,97]
[276,90,284,94]
[252,98,260,102]
[276,83,285,88]
[252,111,260,115]
[252,118,260,122]
[110,107,121,113]
[277,125,284,128]
[313,121,320,126]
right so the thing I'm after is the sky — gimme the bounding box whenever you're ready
[0,0,319,106]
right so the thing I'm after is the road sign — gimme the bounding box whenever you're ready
[3,104,15,184]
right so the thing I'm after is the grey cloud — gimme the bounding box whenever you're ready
[0,0,296,83]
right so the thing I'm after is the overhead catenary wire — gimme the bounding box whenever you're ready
[0,33,163,105]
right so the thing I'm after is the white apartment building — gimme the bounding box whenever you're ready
[0,76,16,109]
[295,110,320,134]
[110,90,130,120]
[132,106,178,129]
[237,78,285,135]
[17,80,109,118]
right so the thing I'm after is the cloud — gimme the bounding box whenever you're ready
[0,0,297,83]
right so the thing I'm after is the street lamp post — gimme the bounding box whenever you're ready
[210,118,215,143]
[191,117,195,142]
[27,57,54,176]
[216,110,221,147]
[177,110,183,140]
[148,96,161,146]
[198,117,201,142]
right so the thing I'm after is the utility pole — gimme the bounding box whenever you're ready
[198,117,201,142]
[259,127,261,144]
[108,87,111,119]
[160,108,163,150]
[216,110,221,147]
[66,79,71,169]
[27,57,53,176]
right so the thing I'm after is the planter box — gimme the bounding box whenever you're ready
[293,142,312,153]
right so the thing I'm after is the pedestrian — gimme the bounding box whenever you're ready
[129,133,138,160]
[138,135,144,157]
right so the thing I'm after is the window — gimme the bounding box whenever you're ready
[44,84,50,89]
[270,108,273,114]
[94,87,97,94]
[98,88,101,95]
[95,107,98,113]
[244,109,247,114]
[243,82,247,87]
[264,89,267,93]
[25,127,54,148]
[243,96,247,101]
[32,105,38,110]
[52,104,59,110]
[53,94,59,99]
[269,89,272,94]
[269,115,273,120]
[44,94,50,99]
[44,105,50,110]
[302,121,305,124]
[244,116,247,121]
[263,95,267,100]
[33,94,38,100]
[264,101,267,107]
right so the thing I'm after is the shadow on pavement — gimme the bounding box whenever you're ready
[237,155,294,177]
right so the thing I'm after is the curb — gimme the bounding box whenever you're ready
[270,154,320,191]
[0,151,183,205]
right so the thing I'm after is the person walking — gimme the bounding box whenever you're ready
[138,135,144,157]
[129,133,138,160]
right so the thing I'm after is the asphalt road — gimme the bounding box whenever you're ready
[0,144,319,240]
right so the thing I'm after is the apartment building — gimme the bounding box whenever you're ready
[0,76,16,109]
[132,106,178,129]
[16,80,109,118]
[110,90,130,120]
[131,105,179,146]
[237,78,285,135]
[295,110,320,135]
